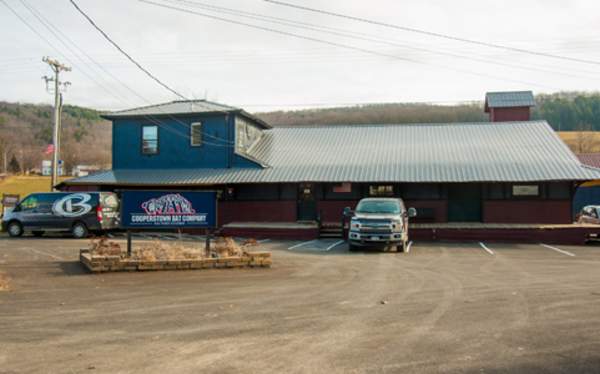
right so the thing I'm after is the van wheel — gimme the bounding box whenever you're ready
[32,231,44,237]
[71,222,88,239]
[7,221,23,237]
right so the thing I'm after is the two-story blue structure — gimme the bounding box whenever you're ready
[60,93,600,242]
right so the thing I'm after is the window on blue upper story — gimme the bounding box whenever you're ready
[235,117,262,154]
[190,122,202,147]
[142,125,158,155]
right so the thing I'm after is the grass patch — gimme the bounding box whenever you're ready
[0,175,70,209]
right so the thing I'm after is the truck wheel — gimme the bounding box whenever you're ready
[71,222,89,239]
[7,221,23,237]
[32,231,44,237]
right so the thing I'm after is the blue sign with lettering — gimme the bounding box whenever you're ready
[120,191,217,229]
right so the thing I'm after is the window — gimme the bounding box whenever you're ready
[324,183,360,200]
[369,185,394,197]
[18,195,39,211]
[142,125,158,155]
[190,122,202,146]
[235,117,262,153]
[511,184,539,197]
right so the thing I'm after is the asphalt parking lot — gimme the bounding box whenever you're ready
[1,236,600,373]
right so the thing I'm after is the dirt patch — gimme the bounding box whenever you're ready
[0,271,10,291]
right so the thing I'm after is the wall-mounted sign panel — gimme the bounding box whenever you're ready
[121,191,217,229]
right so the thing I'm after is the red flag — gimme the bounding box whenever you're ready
[44,144,55,155]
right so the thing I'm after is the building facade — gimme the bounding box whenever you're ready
[60,92,600,232]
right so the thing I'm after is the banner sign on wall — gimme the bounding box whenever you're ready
[120,191,217,229]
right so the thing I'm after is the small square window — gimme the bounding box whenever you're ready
[190,122,202,146]
[142,125,158,155]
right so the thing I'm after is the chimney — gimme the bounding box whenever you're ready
[484,91,535,122]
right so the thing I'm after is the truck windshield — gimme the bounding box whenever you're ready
[355,200,400,214]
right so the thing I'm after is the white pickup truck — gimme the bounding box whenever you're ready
[345,198,417,252]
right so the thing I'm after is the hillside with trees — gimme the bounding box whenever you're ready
[0,102,110,174]
[0,91,599,174]
[257,92,600,131]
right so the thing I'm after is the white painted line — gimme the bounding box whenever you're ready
[288,239,319,250]
[258,239,271,244]
[478,242,494,255]
[325,240,345,251]
[406,241,413,253]
[540,243,575,257]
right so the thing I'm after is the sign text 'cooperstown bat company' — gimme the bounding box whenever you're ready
[120,191,217,229]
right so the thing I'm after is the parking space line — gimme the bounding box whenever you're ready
[540,243,575,257]
[325,240,345,251]
[406,241,413,253]
[478,242,494,255]
[288,239,319,250]
[258,239,271,244]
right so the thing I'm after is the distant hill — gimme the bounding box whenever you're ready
[256,92,600,131]
[1,91,599,174]
[0,102,110,174]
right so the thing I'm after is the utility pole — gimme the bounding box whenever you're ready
[42,57,70,191]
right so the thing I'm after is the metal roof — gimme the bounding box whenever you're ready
[577,153,600,169]
[485,91,535,110]
[101,100,271,129]
[63,120,600,186]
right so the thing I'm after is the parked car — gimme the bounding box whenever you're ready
[344,198,417,252]
[576,205,600,224]
[2,192,120,238]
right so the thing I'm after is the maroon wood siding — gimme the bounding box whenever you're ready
[483,200,572,224]
[405,200,447,223]
[317,200,357,223]
[218,200,297,225]
[489,107,531,122]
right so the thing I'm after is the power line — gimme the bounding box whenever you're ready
[5,0,237,150]
[165,0,599,81]
[264,0,600,67]
[22,0,234,146]
[139,0,557,89]
[68,0,188,100]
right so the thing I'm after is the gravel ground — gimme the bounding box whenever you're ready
[1,236,600,373]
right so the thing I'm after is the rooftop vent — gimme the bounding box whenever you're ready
[484,91,535,122]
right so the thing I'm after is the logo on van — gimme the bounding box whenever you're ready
[141,193,196,216]
[52,193,93,217]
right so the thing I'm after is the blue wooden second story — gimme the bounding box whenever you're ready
[103,100,271,170]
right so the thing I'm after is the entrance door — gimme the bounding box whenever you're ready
[297,183,317,221]
[447,184,482,222]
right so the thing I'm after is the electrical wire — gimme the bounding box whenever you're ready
[164,0,599,81]
[139,0,558,90]
[264,0,600,67]
[6,0,239,150]
[68,0,188,100]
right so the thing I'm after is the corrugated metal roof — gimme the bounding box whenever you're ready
[485,91,535,109]
[63,120,600,186]
[578,153,600,169]
[101,100,271,128]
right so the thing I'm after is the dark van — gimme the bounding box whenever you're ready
[2,192,119,238]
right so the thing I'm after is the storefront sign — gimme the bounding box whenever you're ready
[120,191,217,229]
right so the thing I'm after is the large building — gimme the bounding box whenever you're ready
[60,91,600,239]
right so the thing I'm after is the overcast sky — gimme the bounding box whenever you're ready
[1,0,600,112]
